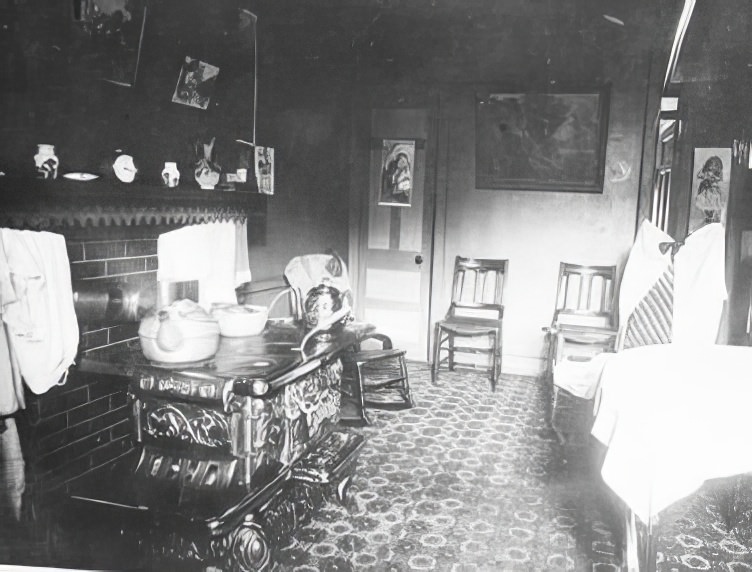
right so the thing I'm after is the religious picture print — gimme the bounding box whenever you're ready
[689,147,731,232]
[172,57,220,110]
[255,146,274,195]
[379,139,415,207]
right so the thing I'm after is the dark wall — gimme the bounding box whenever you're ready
[0,0,257,182]
[0,0,356,289]
[246,69,354,282]
[1,0,683,308]
[244,0,680,370]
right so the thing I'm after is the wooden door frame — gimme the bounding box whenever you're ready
[347,86,448,361]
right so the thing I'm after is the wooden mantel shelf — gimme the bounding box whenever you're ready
[0,178,267,231]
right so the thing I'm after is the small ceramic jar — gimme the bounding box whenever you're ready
[34,144,59,179]
[162,162,180,188]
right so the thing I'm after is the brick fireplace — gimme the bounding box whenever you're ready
[1,184,266,506]
[20,231,161,504]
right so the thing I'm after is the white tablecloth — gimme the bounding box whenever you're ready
[591,343,752,524]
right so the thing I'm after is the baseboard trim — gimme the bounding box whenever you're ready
[501,355,545,378]
[411,355,545,378]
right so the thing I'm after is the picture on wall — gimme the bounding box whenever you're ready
[689,147,731,232]
[75,0,148,87]
[172,57,220,110]
[379,139,415,207]
[255,145,274,195]
[475,89,610,192]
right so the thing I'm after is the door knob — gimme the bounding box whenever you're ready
[415,255,423,265]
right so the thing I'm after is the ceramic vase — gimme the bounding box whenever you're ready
[162,162,180,188]
[34,144,59,179]
[194,137,221,190]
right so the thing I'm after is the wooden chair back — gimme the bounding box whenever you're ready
[448,256,508,321]
[553,262,616,329]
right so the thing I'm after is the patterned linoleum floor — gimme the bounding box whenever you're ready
[275,363,752,572]
[273,364,624,571]
[5,363,752,570]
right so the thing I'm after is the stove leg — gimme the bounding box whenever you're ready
[336,474,354,505]
[225,520,271,572]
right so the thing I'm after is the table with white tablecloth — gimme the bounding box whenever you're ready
[592,343,752,525]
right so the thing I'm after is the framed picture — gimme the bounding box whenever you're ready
[254,146,274,195]
[74,0,148,87]
[379,139,416,207]
[689,147,731,232]
[172,57,220,110]
[475,89,610,192]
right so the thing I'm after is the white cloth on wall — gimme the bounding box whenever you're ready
[0,229,79,396]
[672,222,727,344]
[157,221,252,309]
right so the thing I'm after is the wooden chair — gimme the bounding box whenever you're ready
[279,253,413,425]
[543,262,618,443]
[340,336,413,425]
[431,256,507,391]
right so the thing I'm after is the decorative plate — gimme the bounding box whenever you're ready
[63,172,99,181]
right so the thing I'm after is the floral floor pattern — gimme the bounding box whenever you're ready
[656,479,752,572]
[275,364,752,571]
[5,362,752,571]
[274,364,623,571]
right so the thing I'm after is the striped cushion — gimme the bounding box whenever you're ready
[622,266,674,349]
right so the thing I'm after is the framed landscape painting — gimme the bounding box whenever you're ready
[475,89,610,192]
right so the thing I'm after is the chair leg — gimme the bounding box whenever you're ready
[355,363,371,425]
[489,330,497,392]
[551,385,566,445]
[447,332,455,371]
[495,327,502,389]
[431,323,442,384]
[398,354,414,407]
[340,362,370,426]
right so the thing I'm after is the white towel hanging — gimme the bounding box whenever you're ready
[158,221,252,310]
[0,229,79,396]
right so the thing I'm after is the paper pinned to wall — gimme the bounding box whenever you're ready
[689,147,731,233]
[172,57,220,110]
[255,146,274,195]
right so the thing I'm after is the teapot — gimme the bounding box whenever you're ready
[302,284,352,337]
